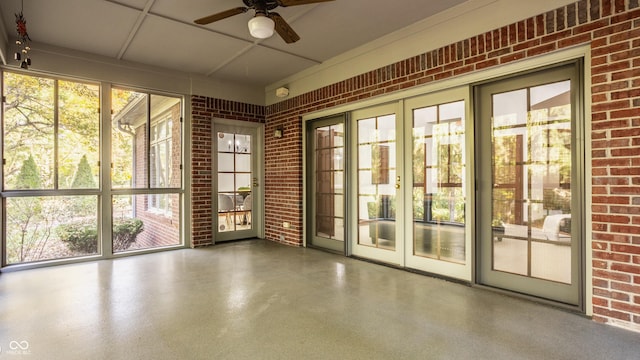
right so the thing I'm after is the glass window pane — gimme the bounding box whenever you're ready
[218,153,234,172]
[218,132,234,152]
[235,134,251,153]
[493,89,527,127]
[111,91,181,189]
[357,118,376,143]
[236,154,251,173]
[334,172,344,194]
[331,124,344,147]
[235,173,251,191]
[333,218,345,241]
[412,101,466,264]
[334,194,344,217]
[333,148,344,171]
[490,79,573,282]
[5,196,98,264]
[3,72,55,190]
[218,173,235,193]
[112,89,148,189]
[531,240,572,283]
[357,114,397,250]
[59,80,100,189]
[377,114,396,142]
[150,94,181,189]
[413,106,437,129]
[112,194,180,253]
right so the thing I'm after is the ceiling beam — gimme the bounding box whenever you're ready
[104,0,321,65]
[117,0,156,60]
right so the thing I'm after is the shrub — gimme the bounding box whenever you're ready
[57,221,98,253]
[58,218,144,253]
[113,218,144,251]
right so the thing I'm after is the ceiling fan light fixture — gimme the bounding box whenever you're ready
[248,14,274,39]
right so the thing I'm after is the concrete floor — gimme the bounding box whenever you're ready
[0,240,638,360]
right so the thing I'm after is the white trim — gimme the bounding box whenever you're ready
[583,49,593,316]
[212,119,265,243]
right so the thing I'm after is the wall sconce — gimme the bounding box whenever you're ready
[274,126,283,138]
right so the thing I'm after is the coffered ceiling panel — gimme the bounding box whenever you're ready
[121,14,251,75]
[0,0,471,87]
[212,44,318,85]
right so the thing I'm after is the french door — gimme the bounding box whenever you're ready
[306,115,346,253]
[404,89,471,280]
[348,93,472,279]
[475,62,583,306]
[351,104,404,264]
[214,120,263,242]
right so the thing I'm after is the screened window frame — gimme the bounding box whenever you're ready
[1,70,102,194]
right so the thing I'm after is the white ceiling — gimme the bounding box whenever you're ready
[0,0,468,88]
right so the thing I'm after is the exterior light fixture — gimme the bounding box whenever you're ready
[276,87,289,98]
[248,14,274,39]
[274,125,283,138]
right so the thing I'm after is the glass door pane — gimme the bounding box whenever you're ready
[404,88,471,281]
[214,122,261,242]
[476,63,582,306]
[491,82,573,283]
[351,103,403,265]
[358,115,397,250]
[217,132,252,233]
[412,101,466,264]
[307,116,345,253]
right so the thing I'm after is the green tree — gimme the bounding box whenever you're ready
[71,154,96,188]
[15,154,42,189]
[6,156,48,263]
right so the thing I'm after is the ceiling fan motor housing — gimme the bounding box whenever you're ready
[196,0,335,43]
[243,0,280,11]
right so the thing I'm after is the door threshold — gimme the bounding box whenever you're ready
[349,255,471,286]
[473,283,586,316]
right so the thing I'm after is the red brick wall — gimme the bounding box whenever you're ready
[261,0,640,329]
[190,0,640,330]
[190,96,264,247]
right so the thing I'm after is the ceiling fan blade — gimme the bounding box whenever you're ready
[269,13,300,44]
[277,0,334,7]
[194,7,248,25]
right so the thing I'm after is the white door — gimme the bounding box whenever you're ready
[350,103,404,265]
[403,88,472,281]
[214,120,263,242]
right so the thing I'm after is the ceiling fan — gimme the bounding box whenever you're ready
[194,0,335,43]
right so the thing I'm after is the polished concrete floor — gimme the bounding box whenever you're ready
[1,239,638,359]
